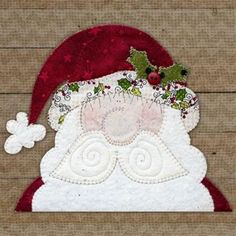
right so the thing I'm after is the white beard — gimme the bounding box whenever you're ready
[32,165,213,211]
[32,94,214,211]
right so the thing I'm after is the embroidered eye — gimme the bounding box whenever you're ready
[160,72,165,78]
[181,69,188,76]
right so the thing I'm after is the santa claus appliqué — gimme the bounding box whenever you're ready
[4,25,231,212]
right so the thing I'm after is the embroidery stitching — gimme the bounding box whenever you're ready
[48,71,199,131]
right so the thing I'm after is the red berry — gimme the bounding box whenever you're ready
[147,72,161,85]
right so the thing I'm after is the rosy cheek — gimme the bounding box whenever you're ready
[80,94,164,139]
[141,104,163,134]
[81,105,102,131]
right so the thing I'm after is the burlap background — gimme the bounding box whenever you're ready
[0,1,235,235]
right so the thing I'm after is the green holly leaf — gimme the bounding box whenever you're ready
[127,47,157,79]
[176,89,187,101]
[68,83,79,92]
[160,63,188,86]
[94,83,105,94]
[171,103,180,109]
[131,87,141,96]
[98,83,105,91]
[179,101,190,109]
[58,115,65,124]
[161,91,171,99]
[118,78,132,90]
[94,86,99,94]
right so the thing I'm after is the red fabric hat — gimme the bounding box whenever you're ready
[29,24,173,124]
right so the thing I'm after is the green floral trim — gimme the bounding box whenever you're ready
[176,89,187,101]
[53,47,196,125]
[68,83,79,92]
[131,87,142,96]
[117,76,142,96]
[58,115,65,124]
[54,75,197,125]
[118,78,132,90]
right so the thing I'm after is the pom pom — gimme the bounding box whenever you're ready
[4,112,46,154]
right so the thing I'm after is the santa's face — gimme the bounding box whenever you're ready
[42,71,202,184]
[35,89,213,211]
[42,87,204,185]
[49,93,189,185]
[33,70,215,211]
